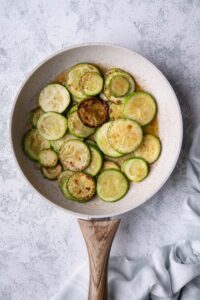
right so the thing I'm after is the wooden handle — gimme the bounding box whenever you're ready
[78,219,120,300]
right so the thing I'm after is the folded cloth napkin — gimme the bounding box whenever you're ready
[56,125,200,300]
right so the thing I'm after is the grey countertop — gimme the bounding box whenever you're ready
[1,1,200,299]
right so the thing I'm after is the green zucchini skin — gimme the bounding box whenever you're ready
[38,149,58,167]
[67,172,96,202]
[39,83,71,113]
[41,163,62,180]
[97,169,129,202]
[23,129,51,161]
[134,134,161,164]
[37,112,68,141]
[123,92,157,126]
[121,157,149,182]
[68,111,95,138]
[85,144,103,176]
[29,107,44,128]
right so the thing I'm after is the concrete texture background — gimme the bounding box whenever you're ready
[0,0,200,299]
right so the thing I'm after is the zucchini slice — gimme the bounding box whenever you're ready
[121,158,149,182]
[68,110,95,138]
[59,140,90,171]
[66,63,100,98]
[109,103,124,120]
[29,107,44,128]
[58,170,74,188]
[80,72,103,96]
[78,98,109,128]
[96,122,122,157]
[102,161,120,170]
[67,172,96,202]
[97,169,129,202]
[85,144,103,176]
[38,149,58,167]
[107,119,143,154]
[39,84,71,113]
[41,163,62,180]
[104,68,135,103]
[71,95,84,103]
[23,129,51,161]
[123,92,157,126]
[109,75,130,97]
[134,134,161,164]
[50,133,81,153]
[37,112,67,140]
[61,177,76,201]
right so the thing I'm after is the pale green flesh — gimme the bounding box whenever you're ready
[29,107,45,128]
[37,112,67,140]
[97,169,128,202]
[41,164,62,180]
[59,140,90,171]
[134,134,161,164]
[85,145,103,176]
[121,158,148,182]
[123,92,157,126]
[50,133,81,153]
[109,75,130,97]
[38,149,58,167]
[96,122,122,157]
[58,170,74,188]
[68,111,95,138]
[39,84,71,113]
[107,119,143,154]
[66,63,100,98]
[23,129,51,161]
[60,176,76,200]
[102,161,120,170]
[104,69,135,103]
[80,72,103,96]
[67,172,96,201]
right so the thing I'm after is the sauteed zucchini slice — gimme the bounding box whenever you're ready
[97,169,128,202]
[68,110,95,138]
[80,72,103,96]
[38,149,58,167]
[123,92,157,126]
[29,107,44,128]
[134,134,161,163]
[39,84,71,113]
[102,161,120,171]
[67,172,96,202]
[41,163,62,180]
[23,129,51,161]
[50,133,81,153]
[85,144,103,176]
[58,170,74,188]
[59,140,90,171]
[37,112,67,140]
[96,122,122,157]
[121,158,148,182]
[61,177,76,200]
[109,103,124,120]
[78,98,109,128]
[66,63,100,98]
[104,68,135,103]
[107,119,143,154]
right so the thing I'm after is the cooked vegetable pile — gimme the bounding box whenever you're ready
[23,63,161,203]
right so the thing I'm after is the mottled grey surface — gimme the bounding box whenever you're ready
[0,0,200,299]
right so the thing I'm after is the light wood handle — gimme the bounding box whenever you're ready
[78,219,120,300]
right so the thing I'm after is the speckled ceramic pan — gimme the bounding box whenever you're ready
[10,44,183,299]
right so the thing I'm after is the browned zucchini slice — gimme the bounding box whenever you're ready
[78,98,108,128]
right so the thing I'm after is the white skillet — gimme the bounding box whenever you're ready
[10,43,183,300]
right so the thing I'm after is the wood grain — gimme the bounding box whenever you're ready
[78,219,120,300]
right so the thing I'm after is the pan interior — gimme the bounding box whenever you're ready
[11,44,182,218]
